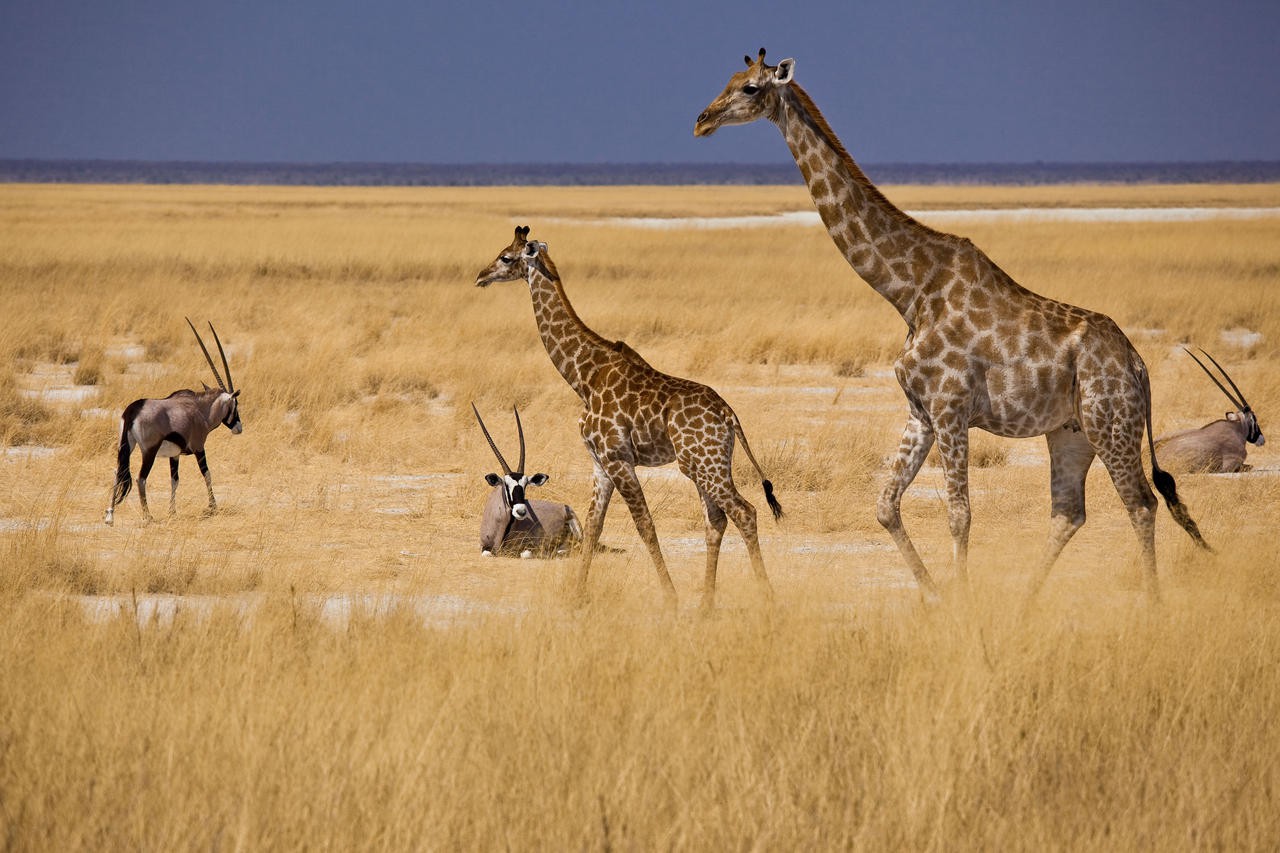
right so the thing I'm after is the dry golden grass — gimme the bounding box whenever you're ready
[1,182,1279,849]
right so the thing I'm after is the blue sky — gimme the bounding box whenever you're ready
[2,0,1277,164]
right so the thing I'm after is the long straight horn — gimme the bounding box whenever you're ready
[1196,347,1252,411]
[186,316,227,392]
[208,321,234,393]
[472,403,512,475]
[513,406,526,474]
[1184,347,1246,410]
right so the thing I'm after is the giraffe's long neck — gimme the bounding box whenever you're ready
[526,261,614,401]
[775,84,953,321]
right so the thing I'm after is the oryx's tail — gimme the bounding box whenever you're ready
[1141,366,1212,551]
[111,404,139,508]
[730,410,782,521]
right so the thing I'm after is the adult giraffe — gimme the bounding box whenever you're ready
[475,227,781,611]
[695,49,1210,600]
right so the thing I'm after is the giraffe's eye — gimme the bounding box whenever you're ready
[500,256,513,264]
[742,85,760,95]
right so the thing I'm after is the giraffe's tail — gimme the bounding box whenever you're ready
[1140,362,1213,552]
[730,410,782,521]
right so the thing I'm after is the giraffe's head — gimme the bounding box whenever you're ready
[694,48,795,137]
[475,225,532,287]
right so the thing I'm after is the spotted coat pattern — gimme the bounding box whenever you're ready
[696,50,1209,598]
[475,227,781,610]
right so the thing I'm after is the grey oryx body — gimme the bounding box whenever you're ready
[104,320,242,525]
[1155,348,1264,474]
[474,404,582,558]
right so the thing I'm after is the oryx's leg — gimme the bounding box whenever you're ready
[876,413,938,597]
[932,416,972,584]
[137,447,159,522]
[168,458,180,516]
[575,458,615,597]
[1026,427,1096,601]
[195,450,217,515]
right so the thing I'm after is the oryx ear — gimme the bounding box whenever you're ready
[201,381,211,391]
[529,473,549,486]
[1227,411,1238,421]
[774,58,795,84]
[485,473,501,486]
[232,389,240,398]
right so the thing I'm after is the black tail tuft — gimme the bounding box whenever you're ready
[111,423,133,507]
[1152,466,1213,552]
[762,479,783,521]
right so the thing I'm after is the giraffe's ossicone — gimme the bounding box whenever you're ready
[697,49,1211,601]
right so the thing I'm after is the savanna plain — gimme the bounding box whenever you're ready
[2,182,1279,849]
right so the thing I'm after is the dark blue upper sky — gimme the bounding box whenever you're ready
[2,0,1277,164]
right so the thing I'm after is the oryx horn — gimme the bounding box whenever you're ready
[1184,347,1251,412]
[472,403,512,476]
[186,317,230,392]
[513,405,526,475]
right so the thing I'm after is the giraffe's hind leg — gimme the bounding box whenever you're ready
[1026,426,1096,601]
[693,485,728,613]
[877,413,939,597]
[1082,394,1160,600]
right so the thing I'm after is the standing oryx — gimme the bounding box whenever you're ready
[473,403,582,558]
[1155,348,1265,473]
[104,319,243,525]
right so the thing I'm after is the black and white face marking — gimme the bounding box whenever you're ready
[484,471,550,520]
[1242,411,1264,446]
[223,390,243,434]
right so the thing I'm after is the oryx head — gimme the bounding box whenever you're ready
[475,225,532,288]
[187,317,243,435]
[694,48,796,138]
[1185,347,1263,446]
[472,403,549,522]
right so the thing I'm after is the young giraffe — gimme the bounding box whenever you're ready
[475,226,782,611]
[695,49,1209,600]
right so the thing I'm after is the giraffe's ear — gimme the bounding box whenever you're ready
[774,58,795,84]
[522,242,538,258]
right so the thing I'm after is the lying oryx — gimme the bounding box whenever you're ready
[104,319,243,525]
[1154,348,1264,473]
[473,404,581,558]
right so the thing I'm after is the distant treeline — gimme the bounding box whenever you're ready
[3,159,1280,186]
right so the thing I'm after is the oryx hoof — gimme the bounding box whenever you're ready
[481,550,493,557]
[520,549,534,560]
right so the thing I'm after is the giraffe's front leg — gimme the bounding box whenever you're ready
[602,457,677,609]
[932,417,972,584]
[575,457,615,600]
[876,413,938,597]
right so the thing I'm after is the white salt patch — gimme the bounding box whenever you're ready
[3,446,58,460]
[105,344,146,360]
[1220,328,1263,348]
[22,387,99,403]
[566,207,1280,231]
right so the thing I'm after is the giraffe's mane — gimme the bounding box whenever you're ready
[785,83,948,239]
[531,251,616,350]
